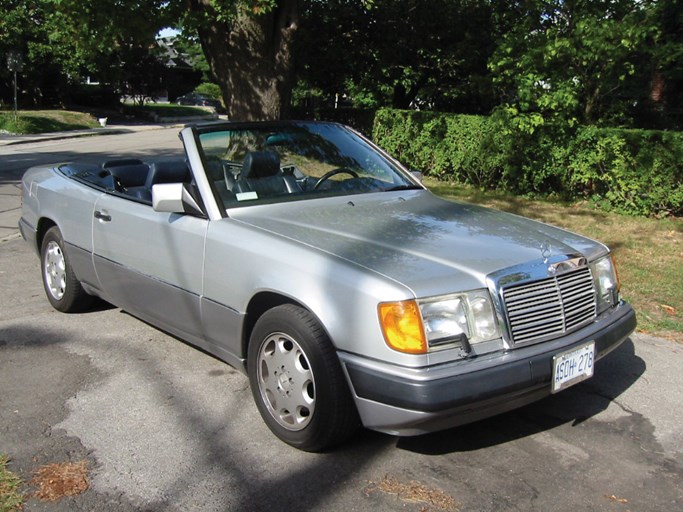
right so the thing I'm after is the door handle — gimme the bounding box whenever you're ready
[94,210,112,222]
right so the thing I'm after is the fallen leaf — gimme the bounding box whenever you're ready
[31,460,89,502]
[365,474,459,511]
[660,304,676,316]
[605,494,629,504]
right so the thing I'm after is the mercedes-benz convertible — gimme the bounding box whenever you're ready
[19,121,636,451]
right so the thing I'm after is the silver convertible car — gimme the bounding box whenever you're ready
[19,121,636,451]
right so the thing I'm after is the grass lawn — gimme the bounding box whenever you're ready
[0,110,100,134]
[426,178,683,342]
[0,456,22,512]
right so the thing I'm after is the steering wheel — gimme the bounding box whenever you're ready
[313,168,359,190]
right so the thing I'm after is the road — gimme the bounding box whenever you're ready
[0,127,186,241]
[1,131,682,511]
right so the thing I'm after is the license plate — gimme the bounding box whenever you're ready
[551,341,595,393]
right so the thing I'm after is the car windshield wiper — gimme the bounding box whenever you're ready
[384,185,424,192]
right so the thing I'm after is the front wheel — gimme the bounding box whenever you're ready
[247,304,359,451]
[40,226,92,313]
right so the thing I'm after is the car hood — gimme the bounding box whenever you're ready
[228,190,606,297]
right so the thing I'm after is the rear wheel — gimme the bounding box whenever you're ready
[247,304,359,451]
[40,226,92,313]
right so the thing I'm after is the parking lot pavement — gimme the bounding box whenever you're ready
[1,233,682,512]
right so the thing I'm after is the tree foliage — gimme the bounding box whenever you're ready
[0,0,85,106]
[2,0,298,118]
[46,0,172,105]
[488,0,677,128]
[0,0,171,106]
[296,0,495,113]
[1,0,680,126]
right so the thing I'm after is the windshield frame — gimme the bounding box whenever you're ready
[189,121,423,211]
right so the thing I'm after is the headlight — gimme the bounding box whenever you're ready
[378,290,501,355]
[592,254,620,312]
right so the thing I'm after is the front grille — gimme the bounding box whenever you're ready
[502,267,596,344]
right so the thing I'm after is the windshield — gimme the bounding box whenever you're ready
[196,122,418,209]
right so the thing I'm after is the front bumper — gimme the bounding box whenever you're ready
[340,302,636,436]
[18,217,37,252]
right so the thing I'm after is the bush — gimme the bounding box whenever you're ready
[566,127,683,216]
[194,83,222,101]
[372,108,683,216]
[373,109,515,189]
[290,107,376,137]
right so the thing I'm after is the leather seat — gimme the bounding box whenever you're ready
[146,160,191,187]
[104,160,150,193]
[234,151,301,198]
[129,160,190,202]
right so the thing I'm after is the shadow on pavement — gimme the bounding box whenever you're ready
[397,338,644,455]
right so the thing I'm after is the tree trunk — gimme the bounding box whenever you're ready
[391,74,427,109]
[391,83,410,109]
[584,83,600,125]
[190,0,300,121]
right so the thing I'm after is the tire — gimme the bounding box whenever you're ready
[247,304,359,452]
[40,226,93,313]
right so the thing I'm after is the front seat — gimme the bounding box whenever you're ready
[234,151,301,197]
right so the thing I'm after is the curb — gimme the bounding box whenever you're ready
[151,114,219,123]
[0,116,227,147]
[0,129,129,146]
[0,125,180,147]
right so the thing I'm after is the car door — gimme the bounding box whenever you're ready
[92,192,208,341]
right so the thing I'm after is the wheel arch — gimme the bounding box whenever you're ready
[243,292,329,359]
[244,296,360,450]
[35,217,58,252]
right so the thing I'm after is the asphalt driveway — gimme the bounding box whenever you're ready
[1,130,682,511]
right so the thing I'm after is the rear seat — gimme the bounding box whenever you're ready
[103,160,150,194]
[146,160,191,187]
[102,159,190,202]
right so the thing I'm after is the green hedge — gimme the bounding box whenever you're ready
[372,109,514,189]
[291,107,377,137]
[564,127,683,216]
[372,108,683,216]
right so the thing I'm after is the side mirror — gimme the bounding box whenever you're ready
[410,170,424,183]
[152,183,204,216]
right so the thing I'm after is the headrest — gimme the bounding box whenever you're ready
[147,160,190,185]
[107,163,150,187]
[241,151,281,179]
[103,158,144,169]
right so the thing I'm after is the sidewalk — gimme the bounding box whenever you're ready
[0,123,183,147]
[0,112,232,146]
